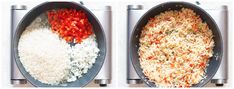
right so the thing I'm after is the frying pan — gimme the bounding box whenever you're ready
[130,2,223,87]
[13,2,106,87]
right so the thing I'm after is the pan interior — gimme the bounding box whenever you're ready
[130,2,222,87]
[14,2,106,87]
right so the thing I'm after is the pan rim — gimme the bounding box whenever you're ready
[13,1,107,87]
[130,1,223,87]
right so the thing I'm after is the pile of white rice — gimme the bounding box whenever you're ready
[18,27,99,85]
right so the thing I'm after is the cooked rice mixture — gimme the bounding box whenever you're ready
[139,8,214,87]
[18,27,99,85]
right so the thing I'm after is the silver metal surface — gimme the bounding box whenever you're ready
[206,5,228,85]
[211,79,226,85]
[127,79,143,84]
[11,79,27,84]
[11,5,27,84]
[94,79,111,84]
[127,5,144,84]
[11,5,26,10]
[127,5,143,10]
[11,4,112,86]
[87,5,112,85]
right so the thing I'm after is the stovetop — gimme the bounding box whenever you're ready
[9,1,229,87]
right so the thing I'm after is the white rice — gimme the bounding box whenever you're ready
[18,28,71,85]
[18,27,99,85]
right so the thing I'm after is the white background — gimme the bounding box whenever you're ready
[0,0,233,88]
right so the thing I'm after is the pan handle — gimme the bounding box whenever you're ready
[79,1,84,5]
[195,1,201,5]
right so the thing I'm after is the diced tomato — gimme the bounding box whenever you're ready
[47,9,93,43]
[149,23,155,27]
[192,24,198,32]
[147,56,155,60]
[199,62,205,68]
[155,40,160,44]
[149,18,155,21]
[171,63,174,67]
[75,37,82,43]
[163,77,167,81]
[64,36,73,43]
[189,64,194,67]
